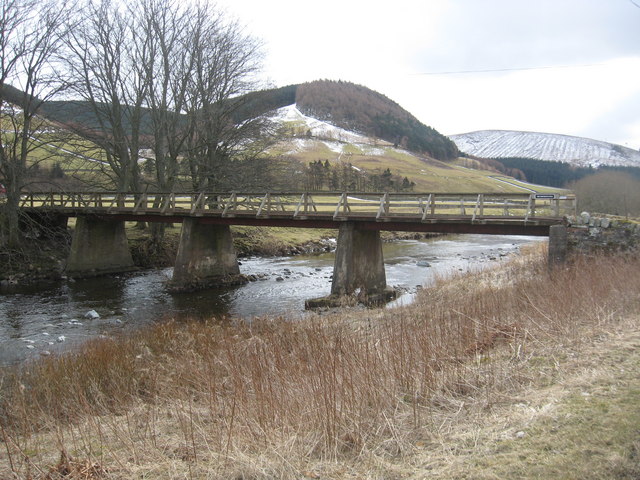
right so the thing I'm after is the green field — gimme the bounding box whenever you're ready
[273,133,569,194]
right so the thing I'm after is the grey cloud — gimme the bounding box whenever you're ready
[580,90,640,148]
[412,0,640,73]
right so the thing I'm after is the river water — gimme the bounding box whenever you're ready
[0,234,545,365]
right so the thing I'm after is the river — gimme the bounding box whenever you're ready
[0,234,545,365]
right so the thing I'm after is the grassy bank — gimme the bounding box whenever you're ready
[1,248,639,478]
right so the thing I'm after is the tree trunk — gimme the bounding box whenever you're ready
[150,222,166,251]
[5,190,22,248]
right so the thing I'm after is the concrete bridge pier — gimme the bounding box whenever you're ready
[548,224,568,268]
[170,218,244,291]
[66,217,136,277]
[306,222,396,308]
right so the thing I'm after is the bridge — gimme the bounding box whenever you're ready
[20,191,575,305]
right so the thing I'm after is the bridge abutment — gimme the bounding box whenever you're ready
[170,219,243,291]
[548,224,568,268]
[66,217,136,277]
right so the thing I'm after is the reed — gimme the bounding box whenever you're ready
[1,248,639,478]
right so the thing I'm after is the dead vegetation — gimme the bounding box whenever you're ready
[1,247,639,478]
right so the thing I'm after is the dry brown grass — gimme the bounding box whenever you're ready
[1,247,640,478]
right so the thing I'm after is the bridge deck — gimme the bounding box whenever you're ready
[20,191,574,235]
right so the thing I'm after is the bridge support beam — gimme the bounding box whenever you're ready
[170,218,243,291]
[548,224,568,268]
[306,222,396,308]
[66,217,136,277]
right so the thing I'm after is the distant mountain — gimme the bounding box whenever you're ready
[450,130,640,168]
[270,105,566,194]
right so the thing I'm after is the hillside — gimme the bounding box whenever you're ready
[296,80,459,160]
[450,130,640,168]
[3,81,562,193]
[40,85,298,136]
[13,80,457,162]
[271,105,563,194]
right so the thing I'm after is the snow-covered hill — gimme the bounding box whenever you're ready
[449,130,640,168]
[273,105,372,144]
[272,104,393,156]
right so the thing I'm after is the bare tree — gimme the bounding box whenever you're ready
[62,0,274,195]
[131,0,194,244]
[130,0,274,245]
[0,0,70,247]
[139,0,192,198]
[61,0,147,194]
[572,171,640,217]
[183,4,275,191]
[0,0,285,251]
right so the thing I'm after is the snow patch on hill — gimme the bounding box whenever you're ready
[273,104,395,157]
[274,104,371,144]
[450,130,640,168]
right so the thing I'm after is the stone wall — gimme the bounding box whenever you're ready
[566,212,640,254]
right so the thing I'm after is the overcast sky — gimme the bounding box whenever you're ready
[215,0,640,149]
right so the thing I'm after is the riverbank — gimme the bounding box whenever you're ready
[1,248,639,478]
[0,234,532,366]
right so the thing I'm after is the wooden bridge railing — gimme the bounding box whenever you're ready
[19,191,576,223]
